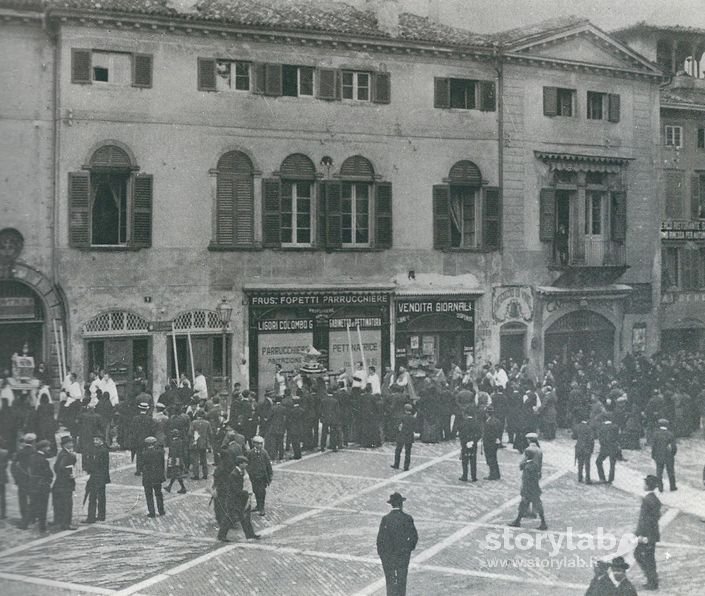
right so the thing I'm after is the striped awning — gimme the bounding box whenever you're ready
[535,151,634,173]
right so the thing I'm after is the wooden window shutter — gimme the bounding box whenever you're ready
[610,191,626,242]
[71,49,92,84]
[234,175,255,245]
[700,175,705,218]
[434,77,450,109]
[608,93,621,123]
[372,72,391,104]
[698,128,705,149]
[215,174,235,245]
[317,68,339,100]
[261,178,281,248]
[265,63,283,96]
[539,188,556,241]
[324,181,343,249]
[315,183,324,247]
[682,249,698,290]
[665,171,684,218]
[479,80,496,112]
[132,54,153,88]
[132,174,153,248]
[482,187,501,250]
[68,172,91,247]
[253,63,266,94]
[432,185,451,249]
[691,175,701,219]
[197,58,217,91]
[374,182,393,248]
[543,87,558,117]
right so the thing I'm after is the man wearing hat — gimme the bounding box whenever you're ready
[596,415,620,484]
[586,556,638,595]
[152,402,169,447]
[391,403,415,471]
[82,435,111,523]
[320,390,342,453]
[223,455,259,540]
[634,474,661,590]
[376,492,418,596]
[483,405,502,480]
[458,410,482,482]
[131,403,156,476]
[52,436,77,530]
[509,448,547,530]
[11,433,35,529]
[28,439,53,533]
[189,409,212,480]
[573,418,595,484]
[651,418,677,492]
[247,436,273,516]
[141,436,166,517]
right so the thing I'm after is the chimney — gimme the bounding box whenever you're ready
[366,0,400,37]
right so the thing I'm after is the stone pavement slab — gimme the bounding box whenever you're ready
[281,449,399,479]
[268,470,379,508]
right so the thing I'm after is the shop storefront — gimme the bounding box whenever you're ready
[394,295,476,373]
[246,285,393,396]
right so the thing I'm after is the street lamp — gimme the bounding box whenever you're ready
[216,297,233,394]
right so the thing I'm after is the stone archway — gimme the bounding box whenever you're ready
[544,310,615,366]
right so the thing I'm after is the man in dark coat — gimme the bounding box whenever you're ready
[376,492,418,596]
[11,433,35,529]
[247,436,273,516]
[391,404,415,472]
[141,436,165,517]
[509,448,547,530]
[0,438,8,519]
[596,417,620,484]
[82,435,111,523]
[483,406,502,480]
[586,556,638,596]
[52,435,77,530]
[651,418,677,492]
[28,439,53,533]
[458,411,482,482]
[573,418,595,484]
[634,474,661,590]
[320,391,342,452]
[131,403,156,475]
[189,410,212,480]
[232,456,259,539]
[286,396,305,459]
[77,401,104,456]
[268,399,287,461]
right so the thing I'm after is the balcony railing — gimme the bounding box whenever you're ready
[553,238,625,268]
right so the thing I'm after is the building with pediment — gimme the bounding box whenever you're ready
[0,0,664,396]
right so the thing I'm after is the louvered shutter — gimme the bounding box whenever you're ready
[691,175,701,219]
[539,188,556,241]
[265,64,283,96]
[482,187,501,250]
[69,172,91,247]
[198,58,217,91]
[317,68,339,100]
[543,87,558,117]
[132,174,153,248]
[253,63,266,94]
[432,185,451,249]
[375,182,393,248]
[373,72,391,104]
[132,54,153,88]
[665,171,684,218]
[434,77,450,109]
[610,191,626,242]
[71,49,92,84]
[324,181,342,249]
[682,249,698,290]
[234,175,255,245]
[479,81,496,112]
[261,178,281,248]
[608,94,621,123]
[215,174,235,245]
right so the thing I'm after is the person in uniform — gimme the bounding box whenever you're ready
[247,435,273,516]
[376,492,418,596]
[651,418,677,492]
[509,448,547,530]
[573,418,595,484]
[458,411,482,482]
[11,433,35,529]
[28,439,53,533]
[596,416,620,484]
[141,436,166,517]
[82,435,111,523]
[634,474,661,590]
[52,435,77,530]
[585,556,638,596]
[483,405,502,480]
[392,404,415,472]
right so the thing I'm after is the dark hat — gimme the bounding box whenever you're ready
[93,435,104,442]
[645,474,659,490]
[610,556,630,570]
[36,439,51,451]
[387,492,406,506]
[196,410,206,418]
[235,455,249,464]
[60,435,74,446]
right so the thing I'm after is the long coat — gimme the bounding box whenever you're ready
[651,428,677,464]
[376,509,418,563]
[52,449,77,492]
[519,458,541,500]
[636,492,661,543]
[141,446,165,486]
[84,444,111,486]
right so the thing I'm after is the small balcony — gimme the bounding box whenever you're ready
[550,237,628,287]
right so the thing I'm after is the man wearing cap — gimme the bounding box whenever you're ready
[82,435,111,523]
[651,418,677,492]
[634,474,661,590]
[509,448,547,530]
[483,405,502,480]
[189,410,212,480]
[226,456,259,540]
[286,395,305,460]
[28,439,53,533]
[11,433,35,529]
[141,436,166,517]
[391,403,415,472]
[377,492,418,596]
[586,556,638,595]
[573,418,595,484]
[247,436,273,516]
[52,436,77,530]
[131,403,156,475]
[458,410,482,482]
[152,402,169,447]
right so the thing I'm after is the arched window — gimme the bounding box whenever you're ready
[432,160,500,251]
[338,155,375,246]
[214,151,255,246]
[68,144,152,248]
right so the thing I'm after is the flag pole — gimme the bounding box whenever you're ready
[356,324,367,371]
[171,322,180,382]
[346,323,355,379]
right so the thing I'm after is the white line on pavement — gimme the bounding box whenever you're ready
[0,571,117,595]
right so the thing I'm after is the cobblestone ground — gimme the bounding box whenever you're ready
[1,430,705,595]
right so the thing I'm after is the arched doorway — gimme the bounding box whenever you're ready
[544,310,615,365]
[0,280,45,374]
[500,322,527,367]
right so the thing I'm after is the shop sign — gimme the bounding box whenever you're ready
[329,328,381,372]
[250,292,389,307]
[329,317,382,329]
[256,319,314,333]
[661,220,705,240]
[0,297,35,320]
[257,331,313,388]
[492,286,533,323]
[395,297,474,328]
[662,291,705,305]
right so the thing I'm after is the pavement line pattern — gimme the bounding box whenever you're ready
[0,571,117,595]
[92,523,218,544]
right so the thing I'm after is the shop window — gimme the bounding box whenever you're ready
[663,246,705,290]
[543,87,575,117]
[665,125,683,148]
[434,77,495,111]
[342,71,371,101]
[68,144,152,249]
[71,49,152,87]
[587,91,620,122]
[212,150,255,247]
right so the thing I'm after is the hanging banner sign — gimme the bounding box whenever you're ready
[0,297,35,320]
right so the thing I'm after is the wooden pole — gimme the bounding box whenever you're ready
[345,323,355,379]
[186,327,196,387]
[356,324,367,371]
[58,321,67,383]
[53,319,63,385]
[171,322,180,382]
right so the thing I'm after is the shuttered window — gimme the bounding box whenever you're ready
[539,188,556,241]
[434,77,495,111]
[665,170,685,218]
[71,49,153,87]
[543,87,575,117]
[214,151,255,247]
[610,191,626,241]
